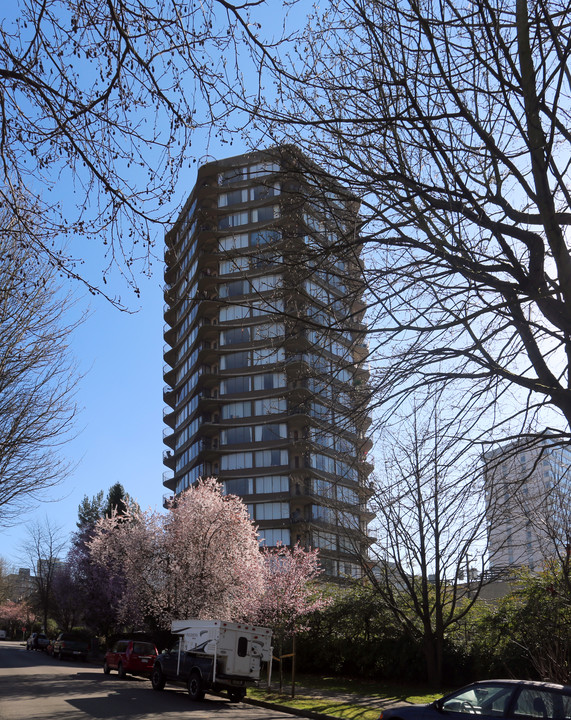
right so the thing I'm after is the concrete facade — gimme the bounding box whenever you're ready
[162,147,374,578]
[484,438,571,572]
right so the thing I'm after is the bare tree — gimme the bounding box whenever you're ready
[0,217,80,527]
[22,518,68,633]
[0,0,300,300]
[0,557,13,604]
[244,0,571,441]
[366,397,489,686]
[51,563,82,633]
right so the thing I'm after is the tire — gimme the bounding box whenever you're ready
[188,671,205,702]
[151,665,165,691]
[57,650,63,660]
[228,689,245,703]
[103,661,111,675]
[117,662,126,679]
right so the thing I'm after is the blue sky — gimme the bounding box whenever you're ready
[0,135,251,569]
[0,0,305,568]
[1,266,166,567]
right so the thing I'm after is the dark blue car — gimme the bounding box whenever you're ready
[380,680,571,720]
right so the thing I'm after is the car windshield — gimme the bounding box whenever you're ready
[442,683,515,716]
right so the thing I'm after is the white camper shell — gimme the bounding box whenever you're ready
[170,619,272,683]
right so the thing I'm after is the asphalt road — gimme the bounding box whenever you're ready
[0,640,292,720]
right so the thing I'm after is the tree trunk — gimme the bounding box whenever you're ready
[291,633,296,699]
[423,631,443,688]
[278,638,283,694]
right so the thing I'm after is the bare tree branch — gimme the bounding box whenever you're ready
[241,0,571,438]
[0,212,81,527]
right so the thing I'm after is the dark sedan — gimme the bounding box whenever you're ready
[380,680,571,720]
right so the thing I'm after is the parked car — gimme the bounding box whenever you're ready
[26,632,49,651]
[379,680,571,720]
[104,639,158,679]
[52,632,89,661]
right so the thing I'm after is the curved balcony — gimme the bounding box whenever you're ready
[356,433,373,454]
[163,365,177,388]
[197,270,220,295]
[352,341,369,363]
[163,449,176,470]
[164,345,177,369]
[162,493,175,509]
[196,342,220,367]
[352,362,370,384]
[163,427,176,449]
[164,300,182,327]
[163,407,176,429]
[162,471,175,491]
[196,320,219,344]
[164,245,177,270]
[163,385,176,408]
[196,394,221,418]
[357,455,374,475]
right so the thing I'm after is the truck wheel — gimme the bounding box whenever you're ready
[103,661,111,675]
[188,671,205,701]
[228,689,245,703]
[151,665,165,691]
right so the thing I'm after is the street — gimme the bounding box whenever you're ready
[0,641,291,720]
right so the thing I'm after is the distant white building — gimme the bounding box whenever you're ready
[484,438,571,573]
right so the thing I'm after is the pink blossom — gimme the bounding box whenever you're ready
[247,542,330,637]
[88,478,264,628]
[0,600,29,625]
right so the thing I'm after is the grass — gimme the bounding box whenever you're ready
[248,689,381,720]
[247,674,448,720]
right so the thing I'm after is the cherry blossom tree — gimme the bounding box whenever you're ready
[0,600,31,639]
[64,490,134,638]
[88,478,264,630]
[247,542,329,696]
[160,478,264,622]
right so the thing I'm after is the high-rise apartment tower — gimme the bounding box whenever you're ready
[484,438,571,574]
[162,147,373,578]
